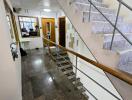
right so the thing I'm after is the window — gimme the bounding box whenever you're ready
[18,16,40,38]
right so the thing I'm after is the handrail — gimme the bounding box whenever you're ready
[43,37,132,85]
[50,49,98,100]
[55,51,120,99]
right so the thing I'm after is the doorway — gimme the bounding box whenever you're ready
[59,17,66,47]
[42,18,55,46]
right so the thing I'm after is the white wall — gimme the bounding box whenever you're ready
[0,0,22,100]
[16,9,62,49]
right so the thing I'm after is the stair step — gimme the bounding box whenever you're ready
[67,72,76,79]
[103,33,132,51]
[76,82,83,89]
[70,77,80,82]
[77,86,86,93]
[52,51,67,56]
[83,11,123,23]
[82,92,89,99]
[72,78,80,84]
[118,49,132,65]
[118,62,132,74]
[55,55,69,60]
[57,60,70,65]
[91,22,132,34]
[62,68,73,74]
[58,64,72,70]
[67,75,76,80]
[56,58,70,63]
[104,33,132,42]
[56,58,69,62]
[74,0,104,6]
[75,2,114,14]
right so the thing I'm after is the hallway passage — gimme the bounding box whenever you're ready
[22,49,86,100]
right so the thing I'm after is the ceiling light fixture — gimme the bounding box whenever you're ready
[43,9,51,12]
[44,2,50,7]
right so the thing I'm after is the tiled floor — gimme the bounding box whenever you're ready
[22,49,86,100]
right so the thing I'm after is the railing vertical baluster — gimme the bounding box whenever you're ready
[110,2,122,50]
[75,55,78,87]
[88,0,92,22]
[83,12,85,23]
[56,44,59,62]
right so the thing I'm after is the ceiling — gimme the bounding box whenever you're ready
[10,0,61,12]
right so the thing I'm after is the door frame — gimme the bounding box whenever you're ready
[41,18,56,46]
[58,16,66,47]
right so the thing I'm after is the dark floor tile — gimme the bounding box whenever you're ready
[22,48,87,100]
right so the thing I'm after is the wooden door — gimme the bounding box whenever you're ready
[42,18,55,46]
[59,17,66,47]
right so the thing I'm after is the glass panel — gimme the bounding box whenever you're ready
[31,18,36,22]
[23,17,26,22]
[19,16,39,37]
[27,17,30,22]
[19,17,23,21]
[20,22,24,29]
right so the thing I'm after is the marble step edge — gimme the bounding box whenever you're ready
[82,11,117,17]
[82,92,89,99]
[91,22,132,31]
[72,78,81,84]
[55,55,69,60]
[77,85,86,93]
[83,15,123,23]
[103,41,132,56]
[117,49,132,67]
[80,8,116,16]
[74,0,104,5]
[62,69,73,74]
[52,50,67,54]
[117,48,132,55]
[74,2,109,10]
[83,12,123,22]
[103,33,132,42]
[58,64,72,70]
[57,59,70,64]
[67,73,76,79]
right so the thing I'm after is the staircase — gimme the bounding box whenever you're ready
[57,0,132,74]
[51,50,89,100]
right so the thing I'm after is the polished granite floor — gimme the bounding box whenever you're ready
[22,48,86,100]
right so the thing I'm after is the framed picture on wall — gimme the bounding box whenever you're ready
[18,16,40,38]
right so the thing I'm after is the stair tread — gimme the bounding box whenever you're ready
[57,60,70,64]
[77,86,86,93]
[70,77,80,82]
[82,92,89,99]
[58,65,72,70]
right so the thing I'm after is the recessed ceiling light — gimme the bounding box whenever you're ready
[44,2,50,7]
[43,9,51,12]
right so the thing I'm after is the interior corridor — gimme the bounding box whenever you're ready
[22,48,86,100]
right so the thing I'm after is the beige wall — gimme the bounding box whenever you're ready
[0,0,22,100]
[103,0,132,23]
